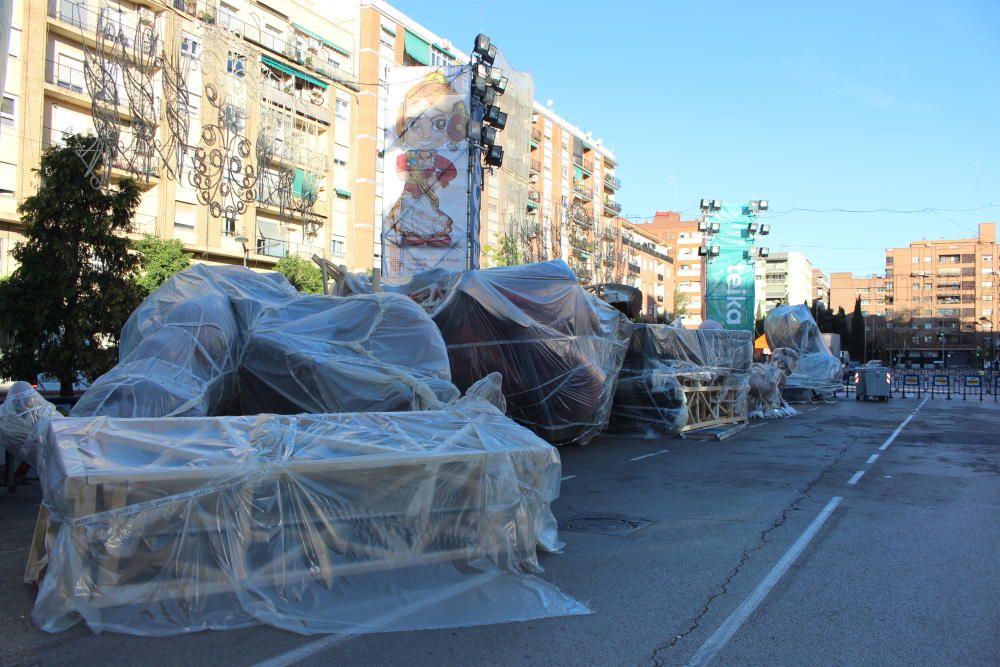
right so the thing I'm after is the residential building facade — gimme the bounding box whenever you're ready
[640,210,704,325]
[812,268,829,308]
[829,272,886,316]
[1,0,361,277]
[763,251,813,311]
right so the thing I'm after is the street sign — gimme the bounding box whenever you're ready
[965,376,981,387]
[904,375,919,386]
[933,375,949,387]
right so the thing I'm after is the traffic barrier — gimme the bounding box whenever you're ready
[963,375,983,401]
[901,373,921,399]
[931,374,951,400]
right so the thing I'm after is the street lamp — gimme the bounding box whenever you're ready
[234,232,249,268]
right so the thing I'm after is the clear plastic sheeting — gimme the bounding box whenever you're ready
[240,293,458,414]
[32,390,588,636]
[613,325,751,434]
[0,381,60,466]
[763,305,842,402]
[748,348,799,420]
[72,265,458,419]
[432,260,633,445]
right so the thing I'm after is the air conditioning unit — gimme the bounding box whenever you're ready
[138,7,155,25]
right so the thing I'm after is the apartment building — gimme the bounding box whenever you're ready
[829,272,886,315]
[762,251,813,311]
[812,268,829,308]
[620,220,672,318]
[883,222,998,365]
[640,210,704,325]
[0,0,361,277]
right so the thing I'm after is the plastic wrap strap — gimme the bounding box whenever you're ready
[445,334,627,350]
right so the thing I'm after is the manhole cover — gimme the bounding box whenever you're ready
[560,513,652,536]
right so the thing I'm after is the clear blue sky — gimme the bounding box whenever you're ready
[389,0,1000,276]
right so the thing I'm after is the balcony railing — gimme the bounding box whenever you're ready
[257,236,289,258]
[573,154,593,173]
[530,128,542,144]
[50,1,159,59]
[604,174,621,190]
[603,198,622,214]
[131,213,157,236]
[529,159,541,174]
[573,184,592,201]
[628,262,641,274]
[45,58,160,113]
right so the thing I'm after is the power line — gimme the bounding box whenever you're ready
[619,203,1000,222]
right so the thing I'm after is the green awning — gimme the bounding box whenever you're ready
[574,166,584,180]
[335,188,352,199]
[403,29,430,65]
[381,24,397,36]
[261,55,328,89]
[293,23,351,57]
[432,43,455,59]
[293,169,319,200]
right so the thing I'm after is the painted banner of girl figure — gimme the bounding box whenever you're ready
[382,66,472,277]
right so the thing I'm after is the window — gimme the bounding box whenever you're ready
[333,144,348,167]
[56,54,85,93]
[430,48,451,67]
[912,257,919,264]
[924,256,932,263]
[8,27,20,58]
[181,32,201,58]
[335,98,348,120]
[0,95,15,128]
[227,52,246,77]
[0,161,15,196]
[331,238,345,256]
[985,295,994,302]
[983,255,994,262]
[983,308,994,316]
[983,282,994,289]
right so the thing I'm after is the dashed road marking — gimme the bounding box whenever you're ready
[684,496,844,667]
[629,449,669,462]
[865,453,879,465]
[847,470,865,486]
[561,475,577,481]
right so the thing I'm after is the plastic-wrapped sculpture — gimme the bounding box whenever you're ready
[748,347,799,419]
[432,260,632,445]
[240,292,459,414]
[72,265,459,419]
[0,381,60,467]
[612,324,752,435]
[763,305,842,402]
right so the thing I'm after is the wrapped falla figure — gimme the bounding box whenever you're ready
[388,71,468,248]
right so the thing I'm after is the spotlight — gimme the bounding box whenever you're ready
[709,222,721,233]
[758,199,768,211]
[471,76,487,99]
[467,124,481,143]
[748,222,759,234]
[481,125,497,147]
[474,34,491,59]
[487,68,503,85]
[494,75,508,95]
[484,144,503,168]
[485,106,508,129]
[700,198,710,211]
[760,224,771,235]
[697,220,708,232]
[711,199,721,210]
[757,247,769,258]
[698,246,709,257]
[710,245,720,257]
[481,87,496,107]
[483,44,497,66]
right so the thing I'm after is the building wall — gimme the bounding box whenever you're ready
[829,272,886,315]
[764,251,813,311]
[2,0,360,277]
[812,268,829,307]
[640,211,704,324]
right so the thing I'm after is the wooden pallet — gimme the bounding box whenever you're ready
[677,380,748,434]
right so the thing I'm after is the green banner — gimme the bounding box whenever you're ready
[705,203,756,331]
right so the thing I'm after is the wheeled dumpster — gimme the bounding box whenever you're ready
[855,366,891,401]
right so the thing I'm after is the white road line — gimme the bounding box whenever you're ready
[846,470,865,486]
[748,423,767,429]
[878,397,927,451]
[629,449,669,462]
[561,474,577,481]
[684,496,844,667]
[865,454,879,465]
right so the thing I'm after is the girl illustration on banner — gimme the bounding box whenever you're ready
[387,70,468,248]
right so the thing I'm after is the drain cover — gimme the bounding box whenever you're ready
[560,513,652,536]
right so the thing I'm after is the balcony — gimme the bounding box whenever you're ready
[573,155,593,174]
[49,1,159,60]
[572,265,592,283]
[257,236,289,258]
[531,128,542,145]
[527,189,541,209]
[573,183,593,202]
[604,174,621,191]
[570,209,593,230]
[627,262,641,275]
[261,75,331,124]
[603,198,622,215]
[130,213,157,236]
[529,158,541,174]
[602,227,618,242]
[45,58,160,116]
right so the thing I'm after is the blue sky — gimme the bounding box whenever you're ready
[389,0,1000,276]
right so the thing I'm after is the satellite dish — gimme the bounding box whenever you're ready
[545,99,553,107]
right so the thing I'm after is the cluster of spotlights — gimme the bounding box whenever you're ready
[472,34,508,169]
[697,198,771,258]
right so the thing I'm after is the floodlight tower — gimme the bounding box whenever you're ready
[467,34,509,269]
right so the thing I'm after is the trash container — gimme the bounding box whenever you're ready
[855,366,891,401]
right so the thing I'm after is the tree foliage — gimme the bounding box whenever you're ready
[274,255,324,294]
[135,236,192,296]
[849,296,866,362]
[673,285,690,319]
[0,135,142,395]
[482,232,523,268]
[832,306,851,353]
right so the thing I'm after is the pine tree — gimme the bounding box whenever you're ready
[0,135,142,395]
[833,306,851,354]
[849,296,866,362]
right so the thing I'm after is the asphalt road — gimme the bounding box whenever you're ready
[1,395,998,666]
